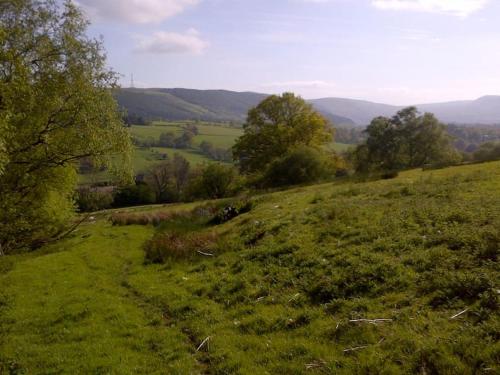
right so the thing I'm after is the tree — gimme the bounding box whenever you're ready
[185,124,199,135]
[171,154,190,197]
[186,164,239,199]
[262,146,333,187]
[174,130,194,149]
[200,140,214,155]
[354,107,460,172]
[159,132,176,147]
[233,93,333,173]
[473,141,500,162]
[145,154,190,202]
[146,163,173,202]
[0,0,132,252]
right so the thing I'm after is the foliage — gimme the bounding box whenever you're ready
[199,140,232,162]
[113,182,155,207]
[144,154,191,202]
[123,113,150,126]
[210,197,253,224]
[158,131,176,147]
[261,145,335,187]
[76,187,114,212]
[353,107,460,172]
[473,141,500,162]
[335,126,366,144]
[233,93,333,173]
[447,124,500,152]
[0,0,131,252]
[186,163,241,199]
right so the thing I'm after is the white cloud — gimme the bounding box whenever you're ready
[134,29,208,55]
[372,0,490,17]
[75,0,199,24]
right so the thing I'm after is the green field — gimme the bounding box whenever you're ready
[80,122,352,184]
[2,161,499,373]
[131,122,243,149]
[130,121,351,170]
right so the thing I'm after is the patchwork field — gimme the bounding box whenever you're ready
[3,161,499,374]
[80,122,351,184]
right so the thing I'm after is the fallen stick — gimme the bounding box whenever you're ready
[349,319,393,324]
[196,336,211,352]
[197,250,214,257]
[343,338,384,354]
[343,345,369,353]
[305,359,327,370]
[450,308,469,319]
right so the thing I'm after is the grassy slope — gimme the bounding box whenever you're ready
[3,162,499,374]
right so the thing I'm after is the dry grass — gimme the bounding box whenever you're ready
[144,231,219,263]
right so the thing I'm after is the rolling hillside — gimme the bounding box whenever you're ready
[117,88,500,126]
[116,88,356,126]
[311,95,500,126]
[2,161,499,373]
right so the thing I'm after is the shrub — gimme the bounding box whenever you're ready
[112,182,155,207]
[186,164,241,200]
[76,187,114,212]
[109,201,230,226]
[262,146,334,187]
[473,141,500,162]
[381,170,399,179]
[144,231,219,263]
[110,210,191,226]
[210,197,253,224]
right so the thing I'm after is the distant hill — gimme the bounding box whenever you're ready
[116,88,500,126]
[115,88,356,126]
[311,95,500,126]
[310,97,398,126]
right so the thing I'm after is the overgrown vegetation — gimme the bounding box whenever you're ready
[0,0,131,253]
[1,162,498,373]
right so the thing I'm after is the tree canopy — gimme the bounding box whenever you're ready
[353,107,460,172]
[0,0,132,252]
[232,93,333,173]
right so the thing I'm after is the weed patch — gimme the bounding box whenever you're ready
[144,231,220,263]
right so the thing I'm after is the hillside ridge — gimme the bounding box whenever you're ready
[116,87,500,126]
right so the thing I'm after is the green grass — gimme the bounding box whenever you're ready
[80,122,351,184]
[4,161,499,374]
[131,122,243,149]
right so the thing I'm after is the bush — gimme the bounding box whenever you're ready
[76,187,114,212]
[210,197,253,224]
[262,146,334,187]
[144,231,219,263]
[473,141,500,162]
[112,182,155,207]
[186,164,241,200]
[381,170,399,179]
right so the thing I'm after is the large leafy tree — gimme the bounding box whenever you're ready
[0,0,132,253]
[354,107,460,172]
[233,93,333,173]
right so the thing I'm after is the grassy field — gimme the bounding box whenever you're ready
[131,122,243,149]
[4,161,498,374]
[80,122,352,184]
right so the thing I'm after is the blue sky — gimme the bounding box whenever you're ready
[76,0,500,104]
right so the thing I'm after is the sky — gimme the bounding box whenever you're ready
[74,0,500,105]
